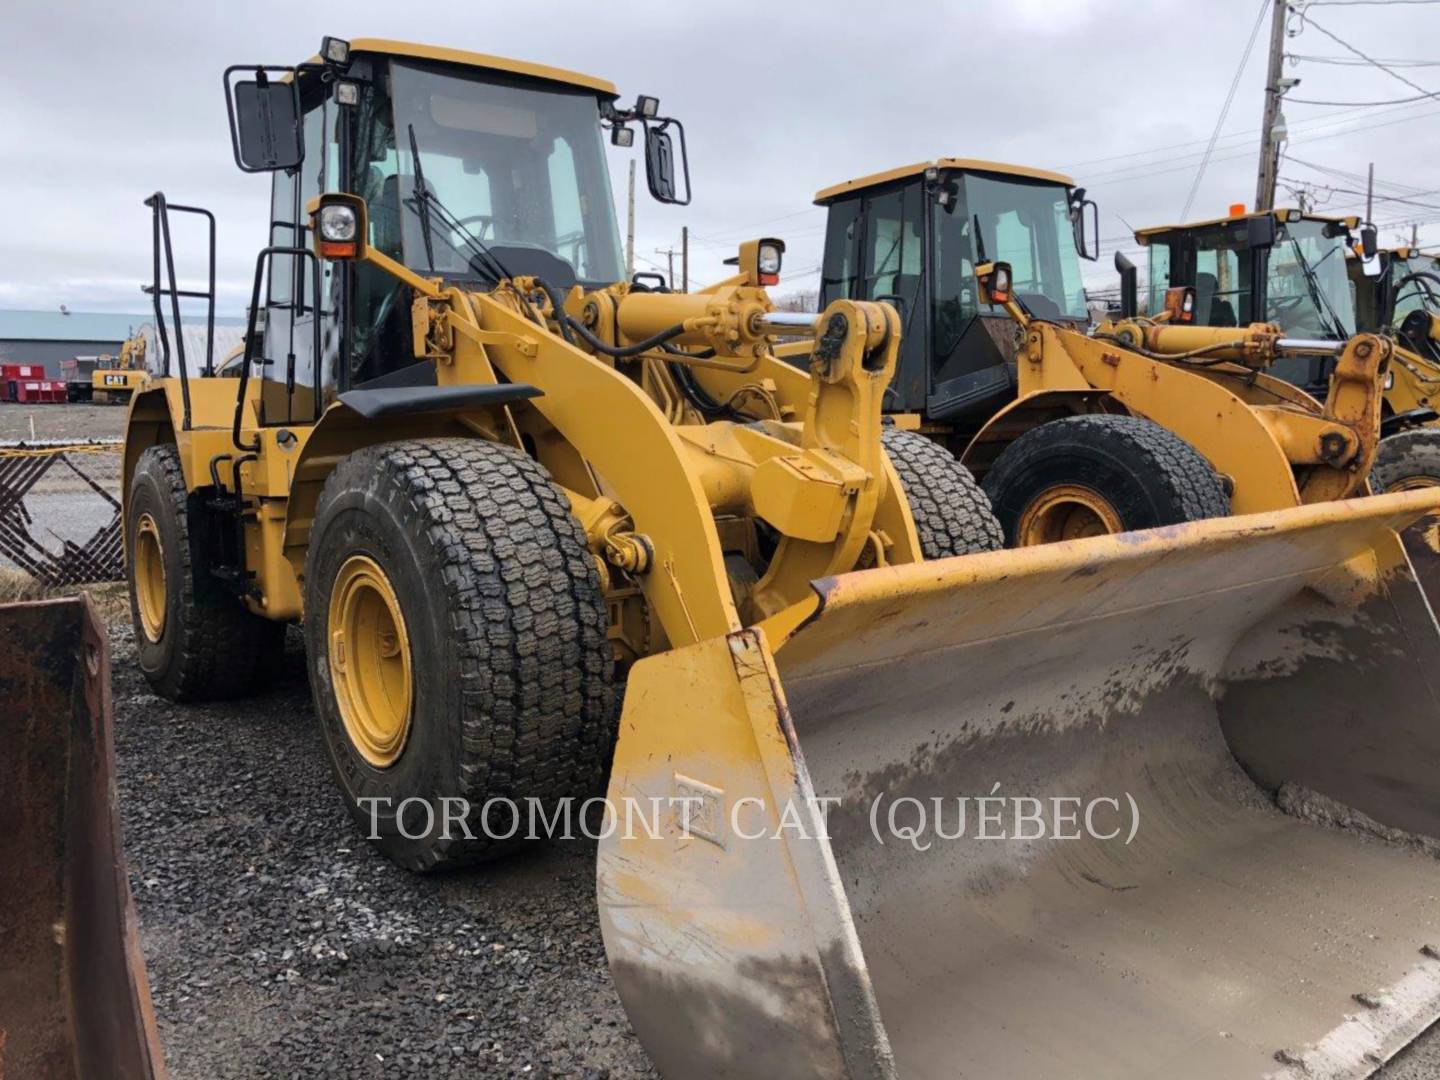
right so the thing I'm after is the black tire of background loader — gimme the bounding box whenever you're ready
[127,444,284,702]
[982,414,1231,545]
[304,439,616,872]
[1371,429,1440,491]
[881,428,1004,557]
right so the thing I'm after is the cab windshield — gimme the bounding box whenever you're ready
[1393,255,1440,323]
[963,175,1088,321]
[355,59,624,287]
[1265,218,1354,338]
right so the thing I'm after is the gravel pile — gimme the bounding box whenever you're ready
[110,622,658,1079]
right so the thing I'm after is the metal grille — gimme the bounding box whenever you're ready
[0,441,123,586]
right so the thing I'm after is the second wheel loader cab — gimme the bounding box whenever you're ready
[816,160,1093,432]
[809,159,1394,547]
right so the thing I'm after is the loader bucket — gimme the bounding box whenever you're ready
[599,490,1440,1080]
[0,596,166,1080]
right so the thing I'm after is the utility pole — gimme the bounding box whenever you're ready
[1414,223,1421,248]
[655,245,678,289]
[1255,0,1289,211]
[625,160,636,280]
[1366,162,1374,224]
[681,227,689,292]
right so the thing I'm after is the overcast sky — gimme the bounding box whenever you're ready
[3,0,1439,316]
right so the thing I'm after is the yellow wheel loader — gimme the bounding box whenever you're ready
[123,37,1001,865]
[797,160,1391,546]
[1137,209,1440,586]
[1349,245,1440,491]
[118,47,1440,1078]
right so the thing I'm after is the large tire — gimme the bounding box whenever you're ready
[126,444,283,701]
[982,414,1230,547]
[882,428,1003,557]
[304,439,615,871]
[1371,429,1440,492]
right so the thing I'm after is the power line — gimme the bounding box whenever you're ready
[1277,175,1440,210]
[1288,90,1437,105]
[1084,104,1440,187]
[1286,154,1434,196]
[1181,0,1271,220]
[1289,52,1440,66]
[1299,11,1440,100]
[1303,0,1440,6]
[1061,97,1440,184]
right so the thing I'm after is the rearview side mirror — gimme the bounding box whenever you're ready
[1073,198,1100,261]
[224,65,304,173]
[644,119,691,206]
[1115,251,1138,318]
[1360,224,1379,260]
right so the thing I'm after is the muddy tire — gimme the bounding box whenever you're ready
[304,438,616,872]
[882,428,1003,557]
[1372,429,1440,492]
[126,444,283,702]
[982,414,1230,547]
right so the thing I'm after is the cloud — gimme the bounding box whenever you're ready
[2,0,1437,313]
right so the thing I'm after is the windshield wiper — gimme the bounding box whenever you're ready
[407,125,437,272]
[1288,239,1348,340]
[403,124,513,286]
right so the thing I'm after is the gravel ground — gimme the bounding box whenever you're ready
[104,604,1440,1079]
[0,400,126,442]
[111,620,657,1080]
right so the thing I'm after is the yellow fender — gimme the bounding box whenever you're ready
[962,322,1302,514]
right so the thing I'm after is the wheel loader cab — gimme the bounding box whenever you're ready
[1351,246,1440,362]
[815,160,1093,432]
[1134,209,1364,396]
[243,42,632,418]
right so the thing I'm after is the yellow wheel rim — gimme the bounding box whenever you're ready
[1016,484,1126,546]
[133,513,167,643]
[327,555,413,769]
[1388,475,1440,491]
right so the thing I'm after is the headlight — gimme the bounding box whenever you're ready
[758,243,783,275]
[611,125,634,148]
[318,204,357,242]
[636,95,660,119]
[992,264,1012,298]
[321,36,351,66]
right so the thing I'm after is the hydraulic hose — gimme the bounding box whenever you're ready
[565,316,691,359]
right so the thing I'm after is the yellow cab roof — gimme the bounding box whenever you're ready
[1134,208,1360,245]
[309,38,618,97]
[814,158,1075,205]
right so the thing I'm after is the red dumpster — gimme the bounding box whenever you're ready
[12,379,68,404]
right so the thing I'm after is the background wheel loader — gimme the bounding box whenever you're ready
[793,160,1391,546]
[115,43,1440,1079]
[1136,208,1440,588]
[1349,244,1440,491]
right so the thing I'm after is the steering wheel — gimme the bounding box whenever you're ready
[450,214,493,246]
[1269,295,1307,317]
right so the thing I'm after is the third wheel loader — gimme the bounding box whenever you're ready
[1137,206,1440,589]
[795,159,1394,546]
[118,46,1440,1078]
